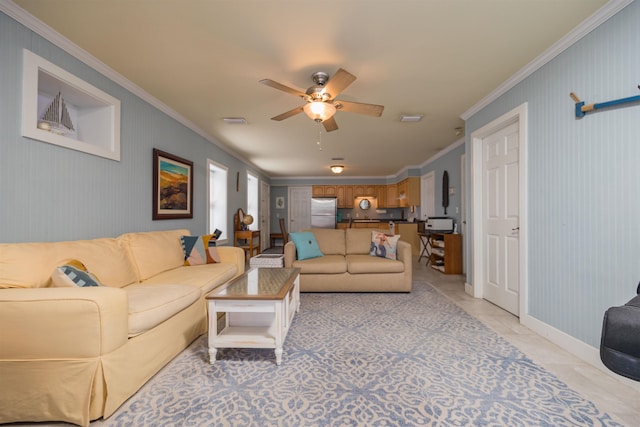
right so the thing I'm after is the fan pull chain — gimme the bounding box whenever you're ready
[316,123,323,151]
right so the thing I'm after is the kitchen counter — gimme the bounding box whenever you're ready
[335,221,420,256]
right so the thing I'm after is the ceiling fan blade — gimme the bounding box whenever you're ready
[335,100,384,117]
[271,106,304,121]
[323,68,356,99]
[323,116,339,132]
[259,79,306,98]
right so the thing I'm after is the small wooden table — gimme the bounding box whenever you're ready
[234,229,261,259]
[205,268,300,366]
[418,232,431,265]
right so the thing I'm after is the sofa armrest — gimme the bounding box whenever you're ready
[396,240,411,265]
[217,246,246,277]
[284,241,297,267]
[0,287,128,359]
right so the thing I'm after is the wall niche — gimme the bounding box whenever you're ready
[21,49,121,161]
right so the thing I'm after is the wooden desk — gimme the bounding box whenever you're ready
[234,230,261,259]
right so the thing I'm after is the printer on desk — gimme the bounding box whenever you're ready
[421,217,455,234]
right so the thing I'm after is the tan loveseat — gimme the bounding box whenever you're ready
[284,228,412,292]
[0,229,245,426]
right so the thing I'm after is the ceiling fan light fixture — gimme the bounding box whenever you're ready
[304,101,336,122]
[330,165,344,174]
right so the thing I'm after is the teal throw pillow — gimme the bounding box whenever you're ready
[290,231,324,260]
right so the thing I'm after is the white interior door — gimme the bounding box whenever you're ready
[482,122,520,315]
[288,186,311,233]
[420,171,435,220]
[260,181,270,251]
[460,153,466,273]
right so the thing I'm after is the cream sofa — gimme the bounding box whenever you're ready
[284,228,412,292]
[0,229,245,426]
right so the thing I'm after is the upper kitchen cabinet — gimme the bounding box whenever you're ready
[336,185,353,208]
[386,183,399,208]
[312,185,337,197]
[398,177,420,207]
[312,186,324,197]
[376,185,387,208]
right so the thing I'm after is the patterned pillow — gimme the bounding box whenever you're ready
[369,231,401,260]
[180,234,221,266]
[51,259,102,287]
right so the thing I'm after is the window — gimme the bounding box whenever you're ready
[246,172,259,230]
[208,160,228,241]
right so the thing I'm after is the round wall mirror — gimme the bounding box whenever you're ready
[359,198,371,210]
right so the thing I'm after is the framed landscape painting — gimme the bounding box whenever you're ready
[153,148,193,220]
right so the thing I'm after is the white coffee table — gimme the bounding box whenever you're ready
[205,267,300,366]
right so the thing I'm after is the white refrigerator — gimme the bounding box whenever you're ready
[311,197,337,229]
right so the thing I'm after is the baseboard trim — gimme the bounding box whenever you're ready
[464,282,473,295]
[521,313,640,392]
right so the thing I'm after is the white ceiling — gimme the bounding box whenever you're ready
[13,0,608,178]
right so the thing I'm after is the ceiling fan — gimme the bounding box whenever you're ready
[259,68,384,132]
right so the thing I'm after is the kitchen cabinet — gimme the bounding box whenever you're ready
[323,186,337,196]
[386,184,399,207]
[429,233,462,274]
[353,185,365,197]
[352,222,390,231]
[336,186,345,208]
[344,186,354,208]
[396,223,419,255]
[312,185,337,198]
[376,185,387,208]
[398,177,420,207]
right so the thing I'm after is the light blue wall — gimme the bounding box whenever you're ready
[420,143,465,228]
[0,12,268,244]
[465,2,640,347]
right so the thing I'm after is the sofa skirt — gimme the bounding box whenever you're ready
[299,272,412,293]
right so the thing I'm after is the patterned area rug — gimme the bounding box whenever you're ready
[96,281,621,426]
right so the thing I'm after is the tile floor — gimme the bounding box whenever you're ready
[413,256,640,427]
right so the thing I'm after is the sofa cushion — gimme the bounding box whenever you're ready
[370,231,401,260]
[180,234,221,266]
[346,228,379,255]
[292,255,347,274]
[140,263,238,295]
[305,228,346,255]
[346,254,405,274]
[290,232,324,260]
[123,229,189,281]
[51,260,102,287]
[125,284,201,337]
[0,238,138,289]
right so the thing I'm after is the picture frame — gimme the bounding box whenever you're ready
[276,196,285,209]
[153,148,193,220]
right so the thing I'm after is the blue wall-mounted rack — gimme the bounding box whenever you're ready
[570,86,640,118]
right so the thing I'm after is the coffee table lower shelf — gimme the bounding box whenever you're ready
[206,268,300,366]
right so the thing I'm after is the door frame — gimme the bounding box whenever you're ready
[260,180,270,251]
[470,102,528,317]
[420,171,435,220]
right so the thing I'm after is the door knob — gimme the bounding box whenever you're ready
[512,227,519,231]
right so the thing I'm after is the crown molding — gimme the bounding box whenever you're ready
[0,1,267,176]
[461,0,634,121]
[418,137,465,168]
